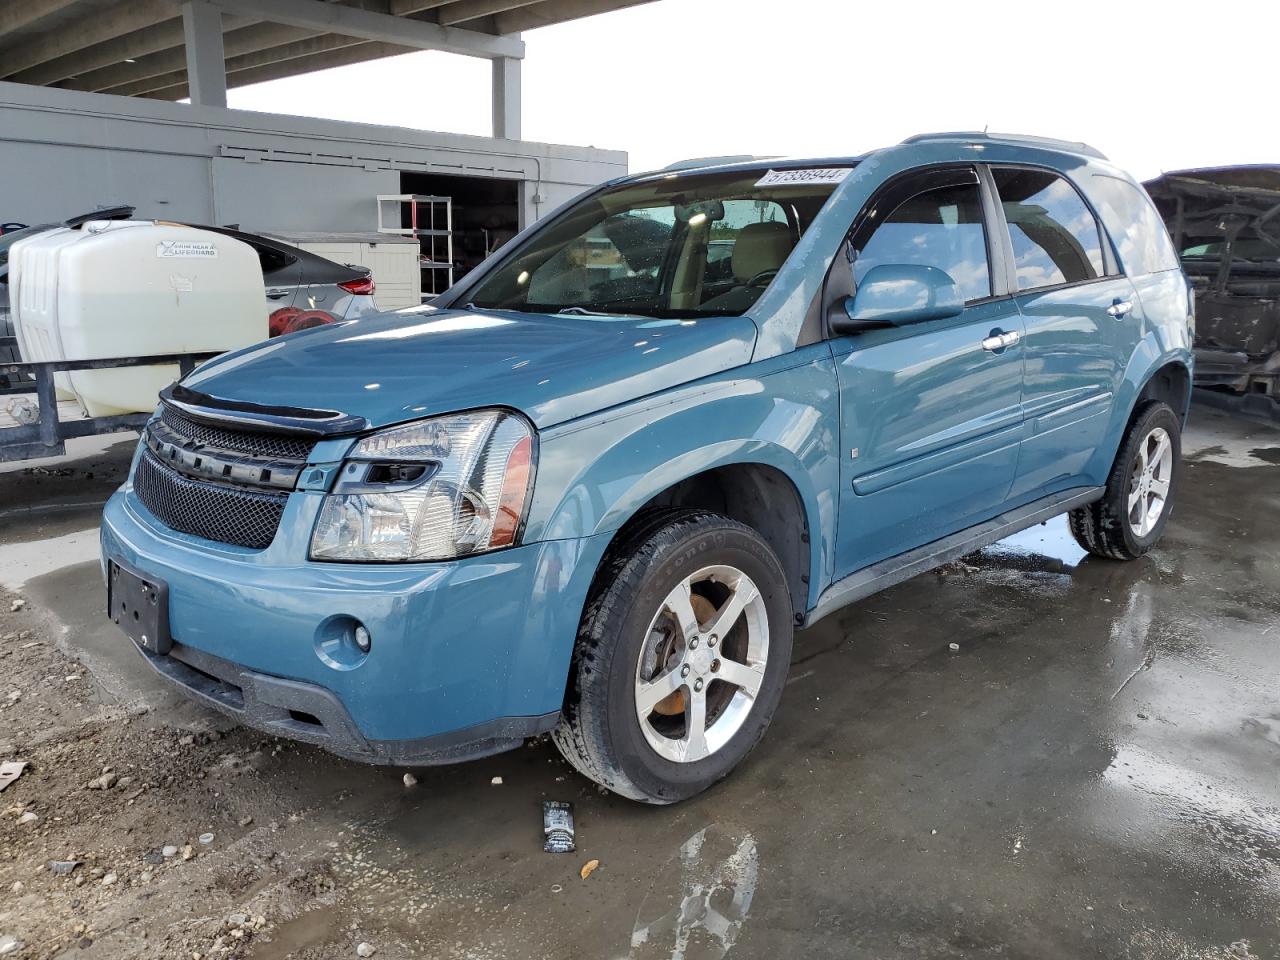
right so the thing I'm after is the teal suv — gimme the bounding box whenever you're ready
[101,132,1192,803]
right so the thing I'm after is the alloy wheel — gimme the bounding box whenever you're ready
[633,564,770,763]
[1128,426,1173,537]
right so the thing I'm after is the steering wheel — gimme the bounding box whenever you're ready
[746,268,779,288]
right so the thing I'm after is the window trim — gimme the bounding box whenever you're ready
[985,162,1120,296]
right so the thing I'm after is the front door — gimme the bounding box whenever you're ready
[831,166,1025,577]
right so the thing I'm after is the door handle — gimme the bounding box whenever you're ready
[1107,298,1134,319]
[266,289,290,300]
[982,330,1021,352]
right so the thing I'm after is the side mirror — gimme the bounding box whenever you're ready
[832,263,964,334]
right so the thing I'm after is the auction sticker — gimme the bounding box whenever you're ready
[755,168,851,188]
[157,240,218,259]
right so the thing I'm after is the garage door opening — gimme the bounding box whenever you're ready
[397,173,520,296]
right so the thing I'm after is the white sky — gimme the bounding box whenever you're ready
[229,0,1278,181]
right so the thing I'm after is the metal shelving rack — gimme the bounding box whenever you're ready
[377,194,454,298]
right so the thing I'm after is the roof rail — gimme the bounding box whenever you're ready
[661,155,772,172]
[900,131,1107,161]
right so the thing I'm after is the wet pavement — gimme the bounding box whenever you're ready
[2,406,1279,959]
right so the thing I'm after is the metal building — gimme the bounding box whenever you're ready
[0,0,649,282]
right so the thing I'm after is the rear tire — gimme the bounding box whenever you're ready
[553,509,793,804]
[1068,401,1181,560]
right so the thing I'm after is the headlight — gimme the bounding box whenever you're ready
[310,409,535,562]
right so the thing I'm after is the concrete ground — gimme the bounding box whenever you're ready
[1,406,1278,959]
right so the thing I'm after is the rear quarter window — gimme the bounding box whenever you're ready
[1086,175,1180,276]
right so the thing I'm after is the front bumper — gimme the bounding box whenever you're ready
[101,483,609,764]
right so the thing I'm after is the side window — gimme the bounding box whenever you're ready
[1087,174,1181,276]
[992,169,1104,291]
[853,181,991,302]
[249,241,296,275]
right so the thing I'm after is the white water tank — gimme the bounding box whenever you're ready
[10,220,265,417]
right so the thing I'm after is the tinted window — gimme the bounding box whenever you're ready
[853,181,991,302]
[249,242,296,276]
[1088,174,1181,276]
[992,169,1104,291]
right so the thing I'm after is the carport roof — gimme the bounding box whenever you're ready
[0,0,654,102]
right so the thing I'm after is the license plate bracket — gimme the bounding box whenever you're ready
[107,559,172,656]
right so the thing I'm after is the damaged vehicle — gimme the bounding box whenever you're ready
[1145,166,1280,398]
[101,133,1192,804]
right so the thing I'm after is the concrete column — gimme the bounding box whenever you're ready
[182,0,227,108]
[491,54,521,141]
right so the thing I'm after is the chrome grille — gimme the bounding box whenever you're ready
[134,449,287,550]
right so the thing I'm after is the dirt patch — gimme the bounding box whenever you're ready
[0,589,408,960]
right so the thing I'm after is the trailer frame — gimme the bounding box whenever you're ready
[0,337,217,462]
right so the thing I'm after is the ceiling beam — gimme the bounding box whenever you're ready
[0,0,182,80]
[142,39,412,100]
[5,9,258,86]
[0,0,82,38]
[437,0,541,27]
[388,0,453,13]
[494,0,652,34]
[208,0,523,58]
[111,32,368,96]
[69,21,321,92]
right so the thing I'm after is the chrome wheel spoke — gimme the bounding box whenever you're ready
[636,667,685,715]
[715,656,765,699]
[1128,484,1145,513]
[1149,475,1170,500]
[680,687,710,761]
[706,577,757,641]
[1151,433,1172,470]
[662,578,700,639]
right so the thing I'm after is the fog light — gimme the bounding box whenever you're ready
[354,625,372,653]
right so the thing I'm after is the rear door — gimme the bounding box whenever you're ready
[987,166,1140,499]
[831,165,1026,576]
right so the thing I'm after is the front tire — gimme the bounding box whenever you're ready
[553,509,794,804]
[1069,401,1182,560]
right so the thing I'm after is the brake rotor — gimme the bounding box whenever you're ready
[651,593,715,716]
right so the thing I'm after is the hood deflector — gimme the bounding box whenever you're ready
[161,383,369,438]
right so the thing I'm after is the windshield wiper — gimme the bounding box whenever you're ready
[557,306,656,318]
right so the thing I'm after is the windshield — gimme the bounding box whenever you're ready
[462,168,850,318]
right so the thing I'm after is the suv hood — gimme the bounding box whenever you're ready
[184,306,758,430]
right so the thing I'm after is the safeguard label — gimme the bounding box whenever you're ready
[156,240,218,259]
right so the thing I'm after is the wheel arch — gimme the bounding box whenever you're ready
[609,460,815,624]
[1133,358,1192,424]
[1092,338,1192,481]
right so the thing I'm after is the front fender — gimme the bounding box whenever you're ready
[524,345,840,611]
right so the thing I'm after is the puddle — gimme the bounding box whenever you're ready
[629,825,758,960]
[1101,744,1280,869]
[982,514,1088,570]
[248,907,345,959]
[0,527,100,588]
[1182,409,1280,469]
